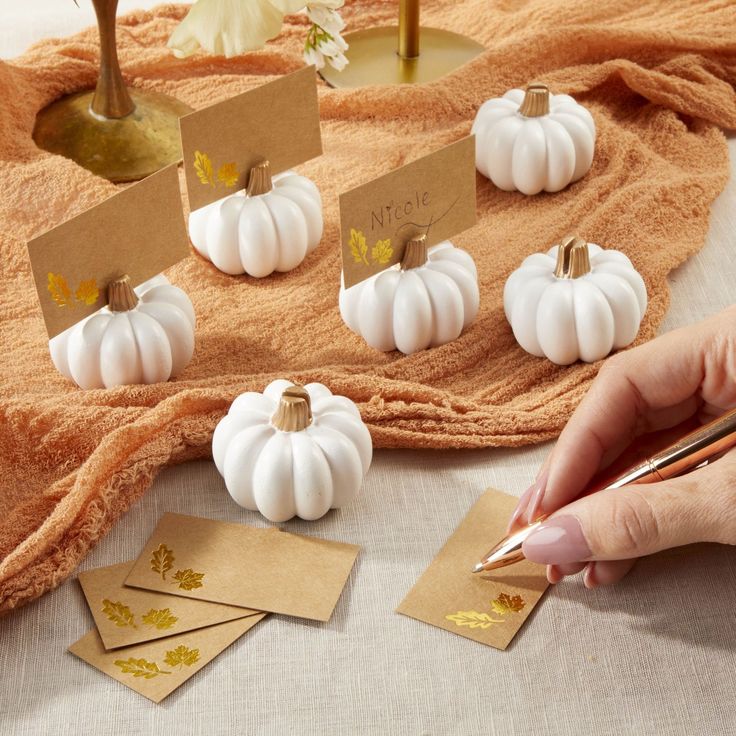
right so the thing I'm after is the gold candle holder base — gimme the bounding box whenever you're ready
[318,26,484,88]
[33,88,192,183]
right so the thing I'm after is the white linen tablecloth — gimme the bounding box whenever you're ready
[1,6,735,735]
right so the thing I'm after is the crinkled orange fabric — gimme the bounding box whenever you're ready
[1,1,735,612]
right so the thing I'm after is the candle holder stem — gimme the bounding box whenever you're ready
[33,0,192,183]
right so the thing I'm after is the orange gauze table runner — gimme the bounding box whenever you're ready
[1,1,735,612]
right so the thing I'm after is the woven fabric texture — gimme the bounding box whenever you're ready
[1,1,735,613]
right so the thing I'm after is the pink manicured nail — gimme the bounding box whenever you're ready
[507,481,537,533]
[526,467,549,524]
[522,515,591,564]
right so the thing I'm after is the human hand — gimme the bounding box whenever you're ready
[508,307,736,587]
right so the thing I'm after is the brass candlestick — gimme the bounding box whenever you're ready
[319,0,484,88]
[33,0,192,183]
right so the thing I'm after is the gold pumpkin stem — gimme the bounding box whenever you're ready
[400,234,429,270]
[271,384,312,432]
[107,275,139,312]
[246,160,273,197]
[554,235,591,279]
[518,83,550,117]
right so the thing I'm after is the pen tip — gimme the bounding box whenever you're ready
[472,563,486,574]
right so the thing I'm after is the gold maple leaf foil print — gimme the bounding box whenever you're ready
[101,599,137,628]
[217,162,239,187]
[491,593,526,615]
[141,607,178,630]
[113,657,171,679]
[47,272,73,307]
[349,228,369,265]
[163,645,200,669]
[194,150,216,186]
[150,543,174,580]
[371,238,393,265]
[173,569,205,591]
[446,592,526,630]
[74,278,99,306]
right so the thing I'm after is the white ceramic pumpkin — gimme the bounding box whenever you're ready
[339,237,479,355]
[503,236,647,365]
[213,380,372,522]
[49,274,195,389]
[471,83,596,195]
[188,160,323,277]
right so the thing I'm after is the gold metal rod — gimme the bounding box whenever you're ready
[399,0,420,59]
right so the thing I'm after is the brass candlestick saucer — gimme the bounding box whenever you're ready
[319,0,484,88]
[32,0,191,183]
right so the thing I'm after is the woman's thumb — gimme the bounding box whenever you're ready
[521,459,735,564]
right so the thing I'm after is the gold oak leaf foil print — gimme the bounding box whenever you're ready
[141,607,179,630]
[101,599,137,628]
[194,150,216,186]
[113,658,171,679]
[349,228,369,266]
[445,611,503,629]
[164,645,200,669]
[446,593,526,630]
[47,273,73,307]
[371,238,393,265]
[150,543,175,580]
[173,569,205,591]
[217,162,239,187]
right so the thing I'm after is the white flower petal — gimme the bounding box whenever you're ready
[168,0,292,58]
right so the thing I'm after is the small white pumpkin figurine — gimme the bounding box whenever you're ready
[472,83,596,195]
[49,274,196,389]
[213,380,372,522]
[339,235,479,355]
[504,235,647,365]
[188,160,323,277]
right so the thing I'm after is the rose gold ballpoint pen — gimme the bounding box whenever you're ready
[472,406,736,573]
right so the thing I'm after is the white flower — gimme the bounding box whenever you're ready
[307,6,345,35]
[168,0,307,59]
[303,3,349,72]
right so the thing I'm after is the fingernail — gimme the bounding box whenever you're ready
[522,515,591,564]
[507,481,538,533]
[526,467,549,524]
[583,563,598,589]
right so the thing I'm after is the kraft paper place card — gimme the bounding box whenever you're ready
[180,65,322,211]
[397,489,549,650]
[125,513,360,622]
[339,136,476,288]
[78,561,260,650]
[69,614,267,703]
[26,164,190,339]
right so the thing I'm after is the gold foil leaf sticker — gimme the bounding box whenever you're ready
[348,228,369,265]
[163,645,200,669]
[101,599,137,628]
[113,657,171,679]
[141,607,178,630]
[74,279,99,306]
[371,238,393,265]
[173,569,205,591]
[446,592,526,630]
[150,543,174,580]
[491,593,526,615]
[217,162,239,187]
[445,610,502,629]
[194,150,215,186]
[47,272,72,307]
